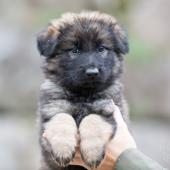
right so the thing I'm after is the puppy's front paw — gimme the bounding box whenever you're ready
[80,138,105,168]
[43,113,77,167]
[79,114,113,168]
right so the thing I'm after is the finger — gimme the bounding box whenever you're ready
[42,132,48,138]
[113,105,128,128]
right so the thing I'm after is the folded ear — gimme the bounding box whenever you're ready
[37,23,59,57]
[112,24,129,55]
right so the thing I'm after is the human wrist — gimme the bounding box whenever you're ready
[107,127,137,163]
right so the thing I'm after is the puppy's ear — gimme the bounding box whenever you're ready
[37,23,59,57]
[112,24,129,55]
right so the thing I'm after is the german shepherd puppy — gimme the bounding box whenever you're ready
[37,11,129,170]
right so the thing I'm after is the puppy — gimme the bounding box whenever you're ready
[37,11,129,170]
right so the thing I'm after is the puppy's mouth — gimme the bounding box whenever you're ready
[82,79,102,88]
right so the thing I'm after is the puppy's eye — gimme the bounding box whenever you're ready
[71,47,80,54]
[68,47,80,59]
[97,46,107,53]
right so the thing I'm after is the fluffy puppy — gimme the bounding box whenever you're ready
[37,11,129,170]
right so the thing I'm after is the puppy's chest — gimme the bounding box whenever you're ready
[71,99,115,126]
[72,103,89,126]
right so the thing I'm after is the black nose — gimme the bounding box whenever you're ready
[85,68,99,77]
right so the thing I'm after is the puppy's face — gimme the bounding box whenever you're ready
[37,12,129,95]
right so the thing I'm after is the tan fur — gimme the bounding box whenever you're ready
[43,11,118,51]
[79,114,113,167]
[46,24,60,39]
[44,113,77,166]
[51,11,117,29]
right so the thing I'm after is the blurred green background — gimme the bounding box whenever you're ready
[0,0,170,169]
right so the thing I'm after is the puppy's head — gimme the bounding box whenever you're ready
[37,12,129,95]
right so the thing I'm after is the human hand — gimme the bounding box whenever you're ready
[70,105,136,170]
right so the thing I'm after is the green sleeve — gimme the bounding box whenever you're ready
[114,148,168,170]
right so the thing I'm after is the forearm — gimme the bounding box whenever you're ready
[39,99,73,123]
[39,80,72,123]
[114,148,168,170]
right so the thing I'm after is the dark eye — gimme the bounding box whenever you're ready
[71,47,80,54]
[97,46,106,53]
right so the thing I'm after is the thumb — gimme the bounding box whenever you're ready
[113,105,128,129]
